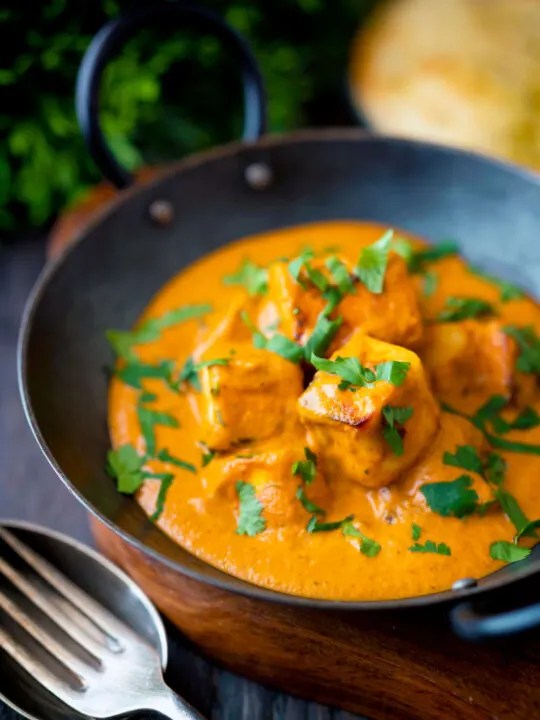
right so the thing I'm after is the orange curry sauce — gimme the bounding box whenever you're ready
[108,222,540,600]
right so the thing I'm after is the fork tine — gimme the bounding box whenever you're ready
[0,528,129,644]
[0,588,90,685]
[0,555,107,663]
[0,625,83,706]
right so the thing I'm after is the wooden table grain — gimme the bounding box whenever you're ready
[0,239,365,720]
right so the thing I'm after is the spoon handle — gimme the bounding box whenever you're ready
[146,687,207,719]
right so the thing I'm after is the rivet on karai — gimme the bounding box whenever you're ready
[244,162,273,190]
[148,199,174,225]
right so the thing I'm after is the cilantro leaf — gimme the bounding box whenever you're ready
[504,326,540,375]
[490,541,531,564]
[325,256,356,295]
[106,445,145,494]
[179,357,229,392]
[292,447,318,485]
[437,297,496,322]
[469,266,524,303]
[409,540,451,556]
[311,354,376,388]
[265,334,304,363]
[223,259,268,295]
[442,445,484,476]
[382,405,413,457]
[406,240,459,273]
[288,249,315,286]
[201,449,215,467]
[137,405,179,456]
[412,523,422,541]
[374,360,411,387]
[355,229,392,294]
[305,263,330,292]
[296,486,325,515]
[236,481,266,536]
[342,521,381,557]
[491,406,540,434]
[391,237,415,264]
[116,360,175,390]
[306,514,354,533]
[303,313,343,360]
[321,285,343,315]
[156,448,196,474]
[149,473,174,521]
[515,519,540,542]
[423,270,438,297]
[421,475,479,518]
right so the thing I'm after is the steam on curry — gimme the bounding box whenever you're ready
[107,222,540,601]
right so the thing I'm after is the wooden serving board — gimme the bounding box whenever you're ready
[51,175,540,720]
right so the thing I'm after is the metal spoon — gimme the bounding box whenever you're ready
[0,520,206,719]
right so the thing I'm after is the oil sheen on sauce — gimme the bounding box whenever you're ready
[108,221,540,601]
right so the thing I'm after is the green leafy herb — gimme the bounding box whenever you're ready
[305,263,330,292]
[515,519,540,542]
[382,405,413,457]
[423,270,438,297]
[179,356,229,392]
[321,285,343,315]
[201,450,215,467]
[355,229,392,294]
[306,514,354,533]
[156,448,196,474]
[137,405,179,456]
[491,406,540,434]
[374,361,411,387]
[504,326,540,375]
[391,237,415,264]
[150,473,174,521]
[288,249,315,286]
[106,445,145,494]
[325,256,356,295]
[469,266,524,303]
[342,521,381,557]
[409,540,451,556]
[421,475,479,518]
[292,447,318,485]
[437,297,496,322]
[223,259,268,295]
[236,481,266,536]
[296,486,325,516]
[406,240,459,273]
[303,313,343,360]
[443,445,484,476]
[106,304,212,362]
[116,360,175,390]
[265,334,304,363]
[490,541,531,564]
[311,354,376,390]
[412,523,422,541]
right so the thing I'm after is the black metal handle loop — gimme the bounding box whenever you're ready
[451,600,540,641]
[75,1,267,188]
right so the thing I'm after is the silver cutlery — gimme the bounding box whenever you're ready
[0,523,206,719]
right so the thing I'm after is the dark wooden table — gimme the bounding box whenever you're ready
[0,239,365,719]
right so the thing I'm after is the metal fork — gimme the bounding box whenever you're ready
[0,527,206,719]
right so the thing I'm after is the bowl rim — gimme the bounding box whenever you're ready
[17,128,540,612]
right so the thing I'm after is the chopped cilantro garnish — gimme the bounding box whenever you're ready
[355,229,392,294]
[235,481,266,536]
[288,249,315,286]
[296,486,325,516]
[391,237,415,264]
[223,259,268,295]
[201,449,215,467]
[311,354,376,389]
[443,445,484,476]
[437,297,496,322]
[382,405,413,457]
[106,445,145,494]
[412,523,422,541]
[342,521,381,557]
[106,304,212,362]
[265,334,305,363]
[137,404,179,456]
[179,356,229,392]
[421,475,479,518]
[504,325,540,375]
[491,406,540,434]
[306,514,354,533]
[423,270,438,297]
[116,360,175,390]
[156,448,196,474]
[374,360,411,387]
[149,473,174,521]
[515,519,540,542]
[409,540,451,556]
[305,263,330,292]
[325,256,356,295]
[469,266,524,303]
[407,241,459,273]
[303,313,343,360]
[292,447,318,485]
[490,541,531,564]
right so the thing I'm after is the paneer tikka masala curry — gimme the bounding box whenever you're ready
[107,222,540,600]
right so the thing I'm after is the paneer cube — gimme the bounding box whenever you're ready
[422,320,516,400]
[199,345,303,451]
[298,332,440,489]
[264,252,423,353]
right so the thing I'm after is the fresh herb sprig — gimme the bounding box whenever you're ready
[437,297,496,322]
[410,540,451,556]
[223,259,268,295]
[235,481,266,536]
[382,405,413,457]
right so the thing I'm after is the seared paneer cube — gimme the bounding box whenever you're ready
[265,252,423,353]
[298,332,440,489]
[199,345,303,451]
[422,320,516,400]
